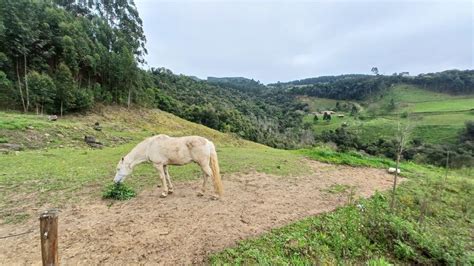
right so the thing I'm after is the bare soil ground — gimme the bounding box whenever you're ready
[0,160,398,265]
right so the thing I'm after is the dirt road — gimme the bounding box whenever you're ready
[0,160,397,265]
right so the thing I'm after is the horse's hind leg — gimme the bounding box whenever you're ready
[197,163,212,197]
[153,163,168,198]
[164,165,173,194]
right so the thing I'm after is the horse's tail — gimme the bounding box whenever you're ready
[209,142,223,196]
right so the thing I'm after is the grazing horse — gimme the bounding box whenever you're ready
[114,135,223,198]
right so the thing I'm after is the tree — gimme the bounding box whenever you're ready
[371,67,379,75]
[350,104,358,116]
[390,122,411,210]
[0,70,12,106]
[460,121,474,142]
[313,114,318,123]
[389,98,396,111]
[28,71,55,114]
[54,63,74,116]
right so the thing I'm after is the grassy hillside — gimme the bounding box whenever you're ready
[370,84,474,114]
[0,105,256,150]
[0,107,310,224]
[304,84,474,144]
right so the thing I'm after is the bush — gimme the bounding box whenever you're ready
[102,183,136,200]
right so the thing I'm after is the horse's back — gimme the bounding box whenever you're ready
[148,135,212,165]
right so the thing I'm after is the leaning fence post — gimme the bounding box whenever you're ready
[39,209,59,266]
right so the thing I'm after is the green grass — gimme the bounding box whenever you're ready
[0,106,259,150]
[370,84,474,114]
[298,147,393,168]
[405,98,474,113]
[0,113,52,130]
[211,148,474,265]
[379,84,468,103]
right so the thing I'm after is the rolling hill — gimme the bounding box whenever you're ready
[302,84,473,145]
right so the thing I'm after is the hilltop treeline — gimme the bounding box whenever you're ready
[276,70,474,100]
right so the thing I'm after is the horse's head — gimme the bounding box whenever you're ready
[114,157,132,183]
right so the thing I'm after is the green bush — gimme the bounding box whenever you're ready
[102,183,136,200]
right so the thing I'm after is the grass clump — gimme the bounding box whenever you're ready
[102,183,136,200]
[298,147,393,168]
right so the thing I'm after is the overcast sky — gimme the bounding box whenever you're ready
[135,0,473,84]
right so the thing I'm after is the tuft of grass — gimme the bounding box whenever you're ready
[325,184,351,194]
[298,147,393,169]
[102,183,136,200]
[2,213,30,224]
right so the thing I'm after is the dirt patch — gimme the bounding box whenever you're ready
[0,160,399,265]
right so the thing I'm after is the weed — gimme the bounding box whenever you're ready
[325,184,350,194]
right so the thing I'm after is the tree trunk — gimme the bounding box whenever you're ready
[24,54,29,112]
[60,101,63,117]
[16,59,27,112]
[390,153,401,210]
[127,88,131,108]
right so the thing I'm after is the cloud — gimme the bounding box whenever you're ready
[136,0,473,83]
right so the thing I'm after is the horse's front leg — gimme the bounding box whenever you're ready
[164,165,173,194]
[154,163,168,198]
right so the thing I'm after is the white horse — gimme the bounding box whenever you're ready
[114,135,223,198]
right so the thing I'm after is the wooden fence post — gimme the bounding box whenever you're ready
[39,209,59,266]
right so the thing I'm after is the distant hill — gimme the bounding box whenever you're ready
[271,69,474,101]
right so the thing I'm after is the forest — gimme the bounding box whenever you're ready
[0,0,146,114]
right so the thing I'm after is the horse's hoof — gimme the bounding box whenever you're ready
[210,195,219,201]
[197,192,204,197]
[168,189,174,194]
[160,193,168,198]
